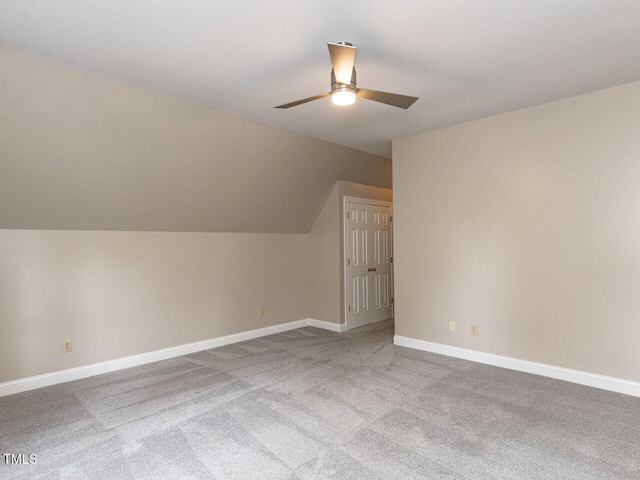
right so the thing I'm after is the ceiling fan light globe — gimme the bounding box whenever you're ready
[331,89,356,106]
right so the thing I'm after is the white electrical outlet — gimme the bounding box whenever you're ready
[62,339,72,353]
[259,307,265,317]
[449,321,456,332]
[471,325,478,336]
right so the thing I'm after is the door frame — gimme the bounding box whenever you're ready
[343,196,394,330]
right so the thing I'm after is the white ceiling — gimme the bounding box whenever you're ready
[1,1,640,157]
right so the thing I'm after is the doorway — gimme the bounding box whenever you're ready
[344,197,393,330]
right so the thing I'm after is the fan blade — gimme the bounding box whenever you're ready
[357,89,419,109]
[328,42,356,85]
[274,93,330,109]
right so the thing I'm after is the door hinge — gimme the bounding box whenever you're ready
[391,256,393,263]
[390,216,393,222]
[347,258,351,265]
[348,306,351,312]
[391,297,394,304]
[347,212,350,219]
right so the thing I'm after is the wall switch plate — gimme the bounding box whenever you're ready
[471,325,478,336]
[259,307,265,317]
[62,339,72,353]
[449,321,456,332]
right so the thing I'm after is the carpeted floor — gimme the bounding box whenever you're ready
[1,320,639,479]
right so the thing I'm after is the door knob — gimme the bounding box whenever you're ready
[368,267,377,272]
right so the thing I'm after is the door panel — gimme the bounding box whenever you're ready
[347,203,372,329]
[347,200,393,329]
[371,204,393,322]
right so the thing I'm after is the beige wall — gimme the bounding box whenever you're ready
[393,80,640,382]
[0,230,310,383]
[309,184,341,324]
[338,181,394,204]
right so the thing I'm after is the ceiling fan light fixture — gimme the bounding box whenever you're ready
[274,42,418,110]
[331,87,356,106]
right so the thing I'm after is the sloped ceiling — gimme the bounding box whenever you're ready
[0,49,390,233]
[1,1,640,157]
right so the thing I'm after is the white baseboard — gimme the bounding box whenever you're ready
[394,335,640,398]
[0,318,346,398]
[307,318,348,332]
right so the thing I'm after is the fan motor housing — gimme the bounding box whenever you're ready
[331,67,357,95]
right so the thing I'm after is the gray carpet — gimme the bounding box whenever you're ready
[1,320,639,479]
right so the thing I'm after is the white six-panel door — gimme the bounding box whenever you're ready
[346,199,393,330]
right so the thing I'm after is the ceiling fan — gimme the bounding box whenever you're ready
[275,42,419,110]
